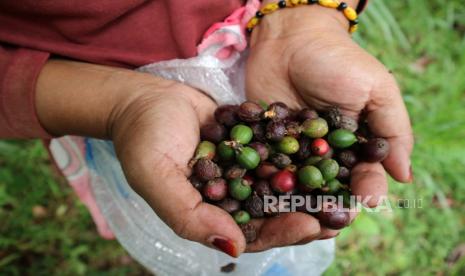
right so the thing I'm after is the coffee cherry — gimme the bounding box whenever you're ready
[339,116,358,132]
[286,121,301,138]
[237,101,264,122]
[230,124,253,144]
[263,102,289,121]
[277,136,300,154]
[317,159,340,181]
[304,156,323,166]
[240,223,257,243]
[194,158,222,181]
[249,142,269,161]
[360,138,390,162]
[229,178,252,200]
[266,121,287,142]
[255,162,279,179]
[328,129,357,148]
[270,153,292,169]
[298,166,324,189]
[217,198,241,213]
[326,179,342,193]
[217,141,235,161]
[236,147,261,169]
[302,118,329,138]
[338,150,358,168]
[244,194,264,218]
[278,136,299,154]
[298,108,319,121]
[203,178,227,201]
[311,138,330,156]
[316,201,350,230]
[215,105,239,127]
[193,141,216,161]
[200,122,227,143]
[242,174,254,186]
[233,210,251,224]
[253,180,273,196]
[271,170,296,193]
[295,137,312,160]
[337,166,351,181]
[249,122,267,142]
[189,175,204,191]
[224,165,247,180]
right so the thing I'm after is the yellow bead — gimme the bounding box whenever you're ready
[300,0,309,4]
[318,0,339,8]
[261,3,279,14]
[290,0,300,6]
[247,17,259,29]
[343,7,358,21]
[349,24,358,33]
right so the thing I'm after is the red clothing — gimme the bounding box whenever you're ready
[0,0,367,139]
[0,0,244,138]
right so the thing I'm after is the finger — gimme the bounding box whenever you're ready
[350,162,388,208]
[132,160,246,258]
[245,212,321,252]
[367,78,414,183]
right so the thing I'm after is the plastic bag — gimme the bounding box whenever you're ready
[83,49,335,275]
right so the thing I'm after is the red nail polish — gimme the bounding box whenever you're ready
[211,237,238,257]
[408,165,414,183]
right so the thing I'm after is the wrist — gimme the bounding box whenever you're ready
[251,1,359,46]
[35,60,166,139]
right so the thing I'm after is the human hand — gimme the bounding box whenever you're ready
[245,3,414,247]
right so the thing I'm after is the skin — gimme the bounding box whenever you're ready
[34,1,413,257]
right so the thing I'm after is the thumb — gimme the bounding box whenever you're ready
[366,77,414,183]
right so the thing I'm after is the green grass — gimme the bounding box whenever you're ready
[1,0,465,275]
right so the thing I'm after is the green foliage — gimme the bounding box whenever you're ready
[0,141,148,274]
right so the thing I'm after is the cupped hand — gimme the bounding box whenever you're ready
[107,80,331,257]
[245,6,414,248]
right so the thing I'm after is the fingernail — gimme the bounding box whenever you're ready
[408,165,414,183]
[210,236,238,258]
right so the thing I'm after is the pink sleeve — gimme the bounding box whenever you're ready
[0,44,52,139]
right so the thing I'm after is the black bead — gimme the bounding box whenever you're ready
[349,18,359,25]
[278,1,286,8]
[308,0,318,4]
[246,28,253,34]
[256,11,264,18]
[337,2,348,11]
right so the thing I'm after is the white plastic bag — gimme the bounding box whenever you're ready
[84,48,335,275]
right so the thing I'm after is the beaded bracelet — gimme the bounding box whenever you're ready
[246,0,359,34]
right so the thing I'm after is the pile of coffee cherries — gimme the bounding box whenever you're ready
[189,101,389,243]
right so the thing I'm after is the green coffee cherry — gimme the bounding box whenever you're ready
[194,141,216,160]
[236,147,260,169]
[217,141,235,161]
[233,210,251,224]
[317,159,340,181]
[229,178,252,200]
[326,179,342,193]
[277,136,300,154]
[230,124,253,144]
[302,118,329,138]
[328,129,357,148]
[298,166,324,189]
[304,156,323,166]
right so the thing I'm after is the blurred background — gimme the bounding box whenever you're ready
[1,0,464,275]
